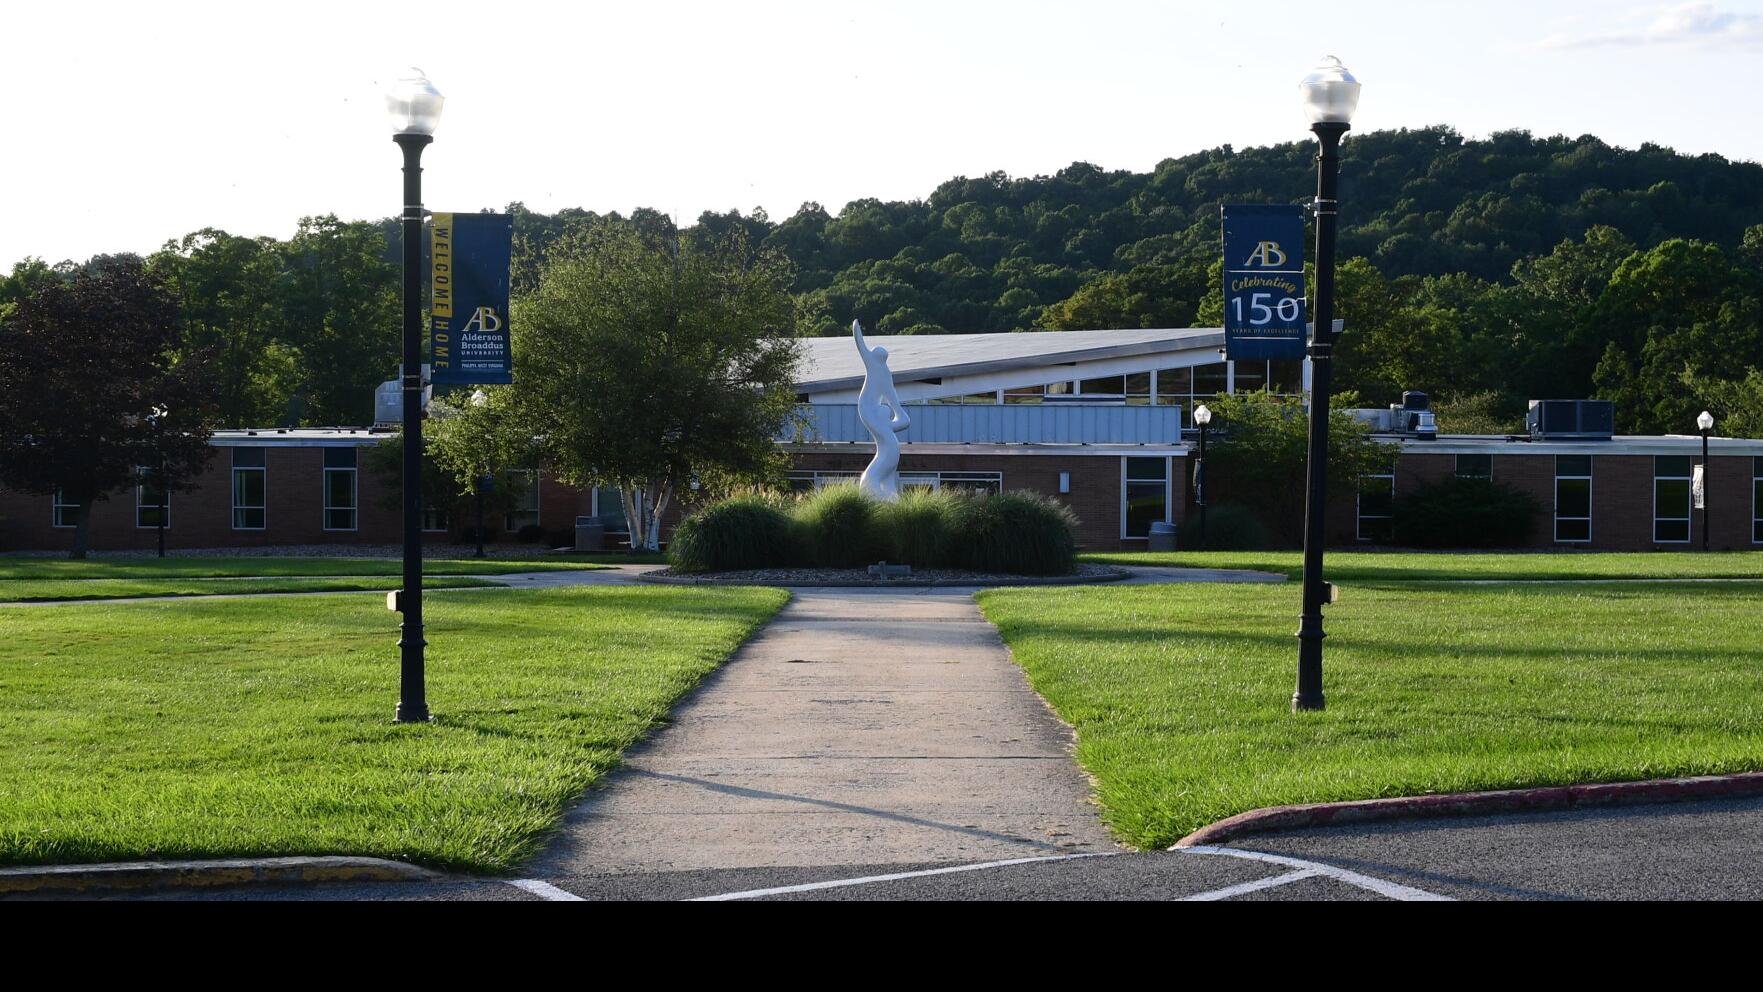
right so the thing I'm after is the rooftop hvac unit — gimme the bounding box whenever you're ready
[1527,400,1614,440]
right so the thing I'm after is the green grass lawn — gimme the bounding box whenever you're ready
[1081,549,1763,582]
[978,579,1763,849]
[0,556,615,581]
[0,575,501,603]
[0,585,789,871]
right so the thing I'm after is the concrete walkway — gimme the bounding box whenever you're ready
[526,586,1116,877]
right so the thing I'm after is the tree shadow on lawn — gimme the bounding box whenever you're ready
[992,617,1761,665]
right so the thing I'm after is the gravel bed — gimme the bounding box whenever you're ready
[640,562,1128,587]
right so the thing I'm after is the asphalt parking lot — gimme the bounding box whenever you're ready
[55,794,1763,902]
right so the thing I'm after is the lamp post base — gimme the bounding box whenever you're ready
[393,704,431,723]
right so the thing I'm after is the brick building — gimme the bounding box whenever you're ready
[4,327,1760,553]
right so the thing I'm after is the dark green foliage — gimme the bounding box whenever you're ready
[1393,477,1542,549]
[792,484,885,568]
[668,494,801,573]
[1202,391,1399,547]
[675,486,1079,575]
[875,487,960,568]
[948,491,1079,576]
[1189,503,1272,551]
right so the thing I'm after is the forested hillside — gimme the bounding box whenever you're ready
[4,126,1760,435]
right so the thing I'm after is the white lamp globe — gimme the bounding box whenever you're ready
[387,69,444,136]
[1300,57,1361,125]
[1194,404,1213,426]
[1698,410,1715,432]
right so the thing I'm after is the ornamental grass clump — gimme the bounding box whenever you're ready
[792,483,886,568]
[874,487,961,569]
[951,491,1078,576]
[668,493,801,573]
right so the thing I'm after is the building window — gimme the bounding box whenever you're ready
[927,391,1000,405]
[52,489,78,528]
[1267,359,1305,395]
[1753,457,1762,544]
[136,467,170,529]
[1154,363,1230,427]
[422,504,449,533]
[1122,456,1170,539]
[323,447,358,531]
[1654,455,1693,544]
[786,470,999,495]
[1456,454,1492,480]
[1555,455,1592,543]
[504,470,539,532]
[232,446,266,530]
[1079,375,1126,398]
[1357,469,1395,543]
[1124,372,1152,405]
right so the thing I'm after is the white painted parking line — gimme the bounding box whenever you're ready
[690,853,1120,901]
[1183,868,1322,901]
[1180,846,1453,901]
[506,878,587,901]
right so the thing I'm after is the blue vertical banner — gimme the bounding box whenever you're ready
[430,212,514,385]
[1221,204,1307,360]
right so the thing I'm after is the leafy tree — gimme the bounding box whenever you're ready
[0,256,220,557]
[149,229,298,426]
[423,387,539,552]
[277,215,400,426]
[510,222,803,551]
[0,257,56,322]
[1681,368,1763,439]
[1201,390,1399,547]
[1431,391,1525,435]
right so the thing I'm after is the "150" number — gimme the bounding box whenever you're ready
[1231,293,1302,325]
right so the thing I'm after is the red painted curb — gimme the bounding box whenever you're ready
[1171,771,1763,849]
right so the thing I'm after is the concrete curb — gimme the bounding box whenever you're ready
[0,856,438,896]
[1171,771,1763,849]
[635,568,1130,588]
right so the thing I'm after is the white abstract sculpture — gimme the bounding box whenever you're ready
[853,319,910,501]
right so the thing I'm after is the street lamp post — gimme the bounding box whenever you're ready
[1293,57,1361,713]
[1698,410,1714,551]
[471,389,490,559]
[387,69,444,724]
[1193,404,1212,550]
[148,403,168,558]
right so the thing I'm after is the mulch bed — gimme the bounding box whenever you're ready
[638,562,1128,587]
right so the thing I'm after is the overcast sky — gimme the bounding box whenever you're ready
[4,0,1760,270]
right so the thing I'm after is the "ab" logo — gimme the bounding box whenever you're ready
[463,307,503,334]
[1243,241,1288,268]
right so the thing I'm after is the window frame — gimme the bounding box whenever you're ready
[322,447,359,532]
[1120,456,1172,541]
[51,489,78,528]
[1754,457,1762,546]
[1554,455,1593,544]
[231,447,267,531]
[503,469,540,533]
[1653,455,1693,544]
[1455,454,1493,480]
[1356,469,1396,543]
[135,466,170,530]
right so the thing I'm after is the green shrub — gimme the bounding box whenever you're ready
[1188,502,1272,550]
[1393,477,1540,548]
[792,484,885,568]
[668,493,800,572]
[874,487,961,568]
[950,491,1078,576]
